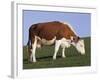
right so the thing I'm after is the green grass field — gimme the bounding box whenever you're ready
[23,37,91,69]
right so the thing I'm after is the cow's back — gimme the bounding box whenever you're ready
[30,21,76,40]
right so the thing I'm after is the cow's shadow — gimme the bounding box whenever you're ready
[37,55,61,60]
[23,55,61,64]
[23,54,80,64]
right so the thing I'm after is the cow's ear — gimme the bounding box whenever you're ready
[74,36,80,43]
[77,36,80,40]
[71,36,80,43]
[70,36,80,43]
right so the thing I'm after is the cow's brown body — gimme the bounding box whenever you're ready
[27,21,82,62]
[28,21,78,45]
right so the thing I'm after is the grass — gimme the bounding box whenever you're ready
[23,37,91,69]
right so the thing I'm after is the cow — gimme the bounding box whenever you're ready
[27,21,85,62]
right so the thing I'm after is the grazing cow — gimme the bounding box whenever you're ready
[27,21,85,62]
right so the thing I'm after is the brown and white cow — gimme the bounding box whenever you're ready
[27,21,85,62]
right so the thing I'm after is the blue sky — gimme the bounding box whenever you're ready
[23,10,91,45]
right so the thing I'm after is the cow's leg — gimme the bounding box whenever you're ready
[53,40,61,60]
[62,47,66,58]
[31,36,37,62]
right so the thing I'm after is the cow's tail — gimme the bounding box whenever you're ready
[27,24,37,48]
[27,29,31,62]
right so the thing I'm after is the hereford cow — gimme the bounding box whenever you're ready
[27,21,85,62]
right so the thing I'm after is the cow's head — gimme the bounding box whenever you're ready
[71,36,85,55]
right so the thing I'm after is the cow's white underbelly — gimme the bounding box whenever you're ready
[36,36,71,48]
[37,36,56,45]
[41,37,56,45]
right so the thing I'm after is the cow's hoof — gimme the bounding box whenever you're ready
[81,53,85,55]
[62,56,66,58]
[53,57,56,60]
[32,60,37,63]
[29,60,36,63]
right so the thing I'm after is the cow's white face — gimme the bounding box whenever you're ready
[73,39,85,55]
